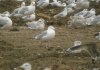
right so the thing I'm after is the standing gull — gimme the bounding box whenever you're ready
[15,1,35,17]
[10,1,26,17]
[34,26,55,47]
[53,7,68,18]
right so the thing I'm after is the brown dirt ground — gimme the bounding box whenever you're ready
[0,25,100,70]
[0,1,100,70]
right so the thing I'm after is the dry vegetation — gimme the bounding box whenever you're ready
[0,1,100,70]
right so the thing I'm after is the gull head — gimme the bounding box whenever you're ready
[20,63,32,70]
[48,26,55,30]
[38,18,45,22]
[74,41,82,46]
[90,8,95,11]
[58,1,61,4]
[21,2,25,7]
[61,3,66,7]
[31,1,35,6]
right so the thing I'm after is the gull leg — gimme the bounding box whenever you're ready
[40,40,43,47]
[45,40,49,48]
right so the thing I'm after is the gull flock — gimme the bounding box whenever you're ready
[0,0,100,69]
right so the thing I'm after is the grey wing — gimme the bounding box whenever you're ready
[10,8,19,17]
[35,31,47,39]
[0,19,8,25]
[18,7,28,14]
[57,13,64,17]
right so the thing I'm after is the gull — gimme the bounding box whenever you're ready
[26,18,45,30]
[59,3,67,7]
[68,15,86,28]
[85,15,96,25]
[22,13,35,21]
[37,0,49,9]
[66,0,75,4]
[34,26,55,47]
[66,43,100,64]
[96,0,100,3]
[0,15,12,29]
[50,0,61,7]
[75,9,88,16]
[20,63,32,70]
[50,0,66,7]
[15,1,35,17]
[67,7,75,15]
[84,8,96,18]
[76,0,84,2]
[91,15,100,25]
[10,1,25,17]
[67,1,76,8]
[53,7,68,18]
[73,0,90,10]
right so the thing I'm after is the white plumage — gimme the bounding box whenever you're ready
[26,18,45,30]
[0,15,12,29]
[22,13,35,21]
[20,63,32,70]
[17,1,35,16]
[10,1,26,17]
[37,0,49,9]
[74,40,82,46]
[35,26,55,40]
